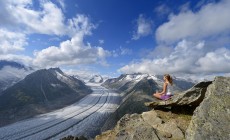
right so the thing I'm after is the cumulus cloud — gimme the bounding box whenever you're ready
[33,38,110,67]
[156,0,230,43]
[119,40,230,75]
[0,0,67,64]
[33,14,110,68]
[132,14,153,40]
[67,15,96,37]
[195,48,230,73]
[0,1,111,68]
[0,0,66,35]
[147,45,174,59]
[0,29,27,54]
[121,0,230,80]
[0,54,33,65]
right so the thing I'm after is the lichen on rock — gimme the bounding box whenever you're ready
[186,77,230,140]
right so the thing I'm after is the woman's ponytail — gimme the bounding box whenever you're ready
[164,74,173,85]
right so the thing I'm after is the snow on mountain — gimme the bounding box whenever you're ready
[119,73,149,82]
[88,75,104,83]
[0,68,92,127]
[103,73,195,95]
[49,68,81,89]
[101,73,196,131]
[104,73,161,86]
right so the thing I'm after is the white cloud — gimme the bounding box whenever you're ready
[0,66,33,80]
[195,48,230,73]
[120,46,132,55]
[132,14,153,40]
[120,0,230,80]
[57,0,65,10]
[67,15,96,37]
[0,29,27,54]
[111,46,132,57]
[156,0,230,43]
[99,40,104,45]
[33,14,110,68]
[33,37,110,67]
[0,54,33,65]
[119,40,230,75]
[0,0,67,65]
[0,0,66,35]
[0,0,93,37]
[155,4,171,16]
[147,45,174,59]
[0,1,111,68]
[179,2,191,12]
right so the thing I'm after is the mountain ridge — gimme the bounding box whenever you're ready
[0,68,92,127]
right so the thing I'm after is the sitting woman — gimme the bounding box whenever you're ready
[153,74,173,100]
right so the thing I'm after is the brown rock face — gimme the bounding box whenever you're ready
[96,110,185,140]
[186,77,230,140]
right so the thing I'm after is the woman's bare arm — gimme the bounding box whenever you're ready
[159,83,167,95]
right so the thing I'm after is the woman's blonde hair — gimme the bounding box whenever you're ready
[164,74,173,85]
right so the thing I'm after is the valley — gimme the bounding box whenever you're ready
[0,83,121,140]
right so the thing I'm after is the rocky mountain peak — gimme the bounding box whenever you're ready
[48,67,63,74]
[0,68,92,127]
[89,75,104,83]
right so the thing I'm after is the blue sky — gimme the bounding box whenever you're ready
[0,0,230,79]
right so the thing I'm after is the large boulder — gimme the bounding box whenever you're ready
[96,110,185,140]
[186,77,230,140]
[145,81,212,107]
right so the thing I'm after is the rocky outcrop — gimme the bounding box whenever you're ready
[101,74,195,133]
[145,81,212,107]
[97,76,230,140]
[101,78,158,132]
[96,110,187,140]
[186,77,230,140]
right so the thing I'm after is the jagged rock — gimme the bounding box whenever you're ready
[186,77,230,140]
[145,81,212,107]
[96,110,185,140]
[142,111,184,140]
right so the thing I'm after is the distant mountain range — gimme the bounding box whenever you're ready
[0,67,92,127]
[101,73,195,131]
[0,60,33,92]
[103,73,194,96]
